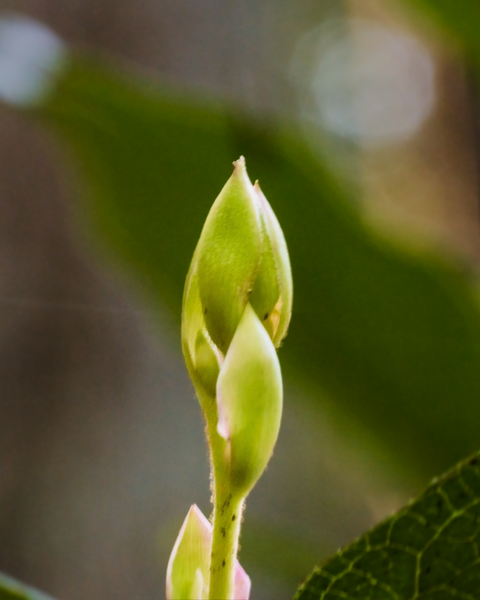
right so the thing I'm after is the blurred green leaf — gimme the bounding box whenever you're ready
[36,56,480,480]
[294,450,480,599]
[401,0,480,63]
[241,520,327,588]
[0,573,54,600]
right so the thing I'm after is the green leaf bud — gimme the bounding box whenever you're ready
[216,303,283,496]
[166,505,251,600]
[166,505,211,600]
[181,158,292,400]
[194,329,221,398]
[179,160,290,599]
[196,157,262,355]
[250,182,292,347]
[182,264,221,402]
[247,201,280,341]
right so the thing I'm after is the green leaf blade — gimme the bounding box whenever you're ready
[294,453,480,599]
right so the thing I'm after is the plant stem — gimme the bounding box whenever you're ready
[208,488,244,600]
[199,388,245,599]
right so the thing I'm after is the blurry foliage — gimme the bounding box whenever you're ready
[240,520,324,588]
[38,57,480,484]
[403,0,480,63]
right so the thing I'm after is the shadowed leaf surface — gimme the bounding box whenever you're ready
[294,451,480,599]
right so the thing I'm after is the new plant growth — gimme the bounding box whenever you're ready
[4,7,480,597]
[166,157,293,600]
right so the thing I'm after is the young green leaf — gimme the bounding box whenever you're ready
[294,450,480,600]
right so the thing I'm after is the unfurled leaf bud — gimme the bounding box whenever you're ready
[216,303,283,496]
[166,505,251,600]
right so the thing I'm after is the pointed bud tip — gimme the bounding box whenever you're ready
[232,156,250,183]
[253,180,270,213]
[188,504,212,531]
[233,156,246,170]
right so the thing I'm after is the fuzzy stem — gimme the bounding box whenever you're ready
[199,388,245,599]
[208,488,244,600]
